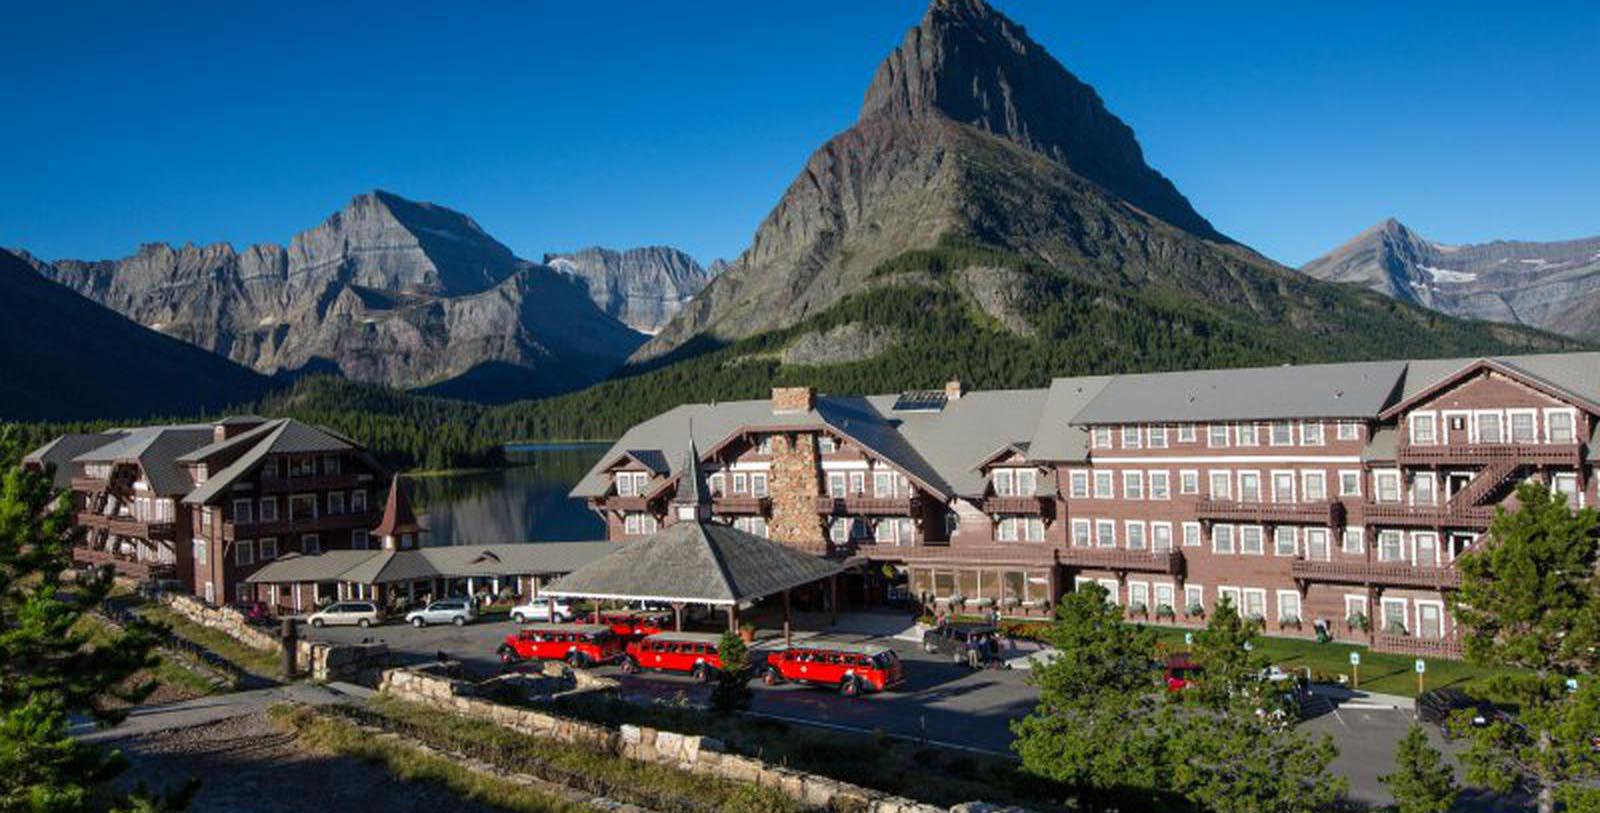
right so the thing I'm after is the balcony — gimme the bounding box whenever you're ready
[258,472,369,494]
[1059,546,1186,576]
[76,512,177,539]
[1372,633,1463,659]
[1398,441,1581,467]
[223,510,382,541]
[72,547,176,580]
[712,495,770,515]
[814,495,916,516]
[981,495,1052,515]
[596,495,652,512]
[1363,501,1494,529]
[894,542,1059,566]
[70,476,110,492]
[1196,499,1344,527]
[1290,558,1460,589]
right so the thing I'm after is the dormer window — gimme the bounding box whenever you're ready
[615,471,649,497]
[756,435,774,455]
[818,435,837,454]
[992,468,1036,497]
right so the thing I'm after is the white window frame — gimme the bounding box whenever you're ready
[1128,581,1150,611]
[1273,526,1297,557]
[1182,521,1202,548]
[1302,470,1328,502]
[1092,427,1113,449]
[1071,519,1092,547]
[1093,471,1115,499]
[1068,470,1090,499]
[1121,426,1142,449]
[1209,470,1232,500]
[1381,598,1409,634]
[1270,421,1295,447]
[1553,472,1582,507]
[1095,519,1117,548]
[1125,521,1147,550]
[1179,469,1200,496]
[1239,525,1265,556]
[1342,527,1365,554]
[1177,424,1197,443]
[1304,527,1331,561]
[1271,470,1297,503]
[1218,586,1243,615]
[1241,588,1268,621]
[232,498,253,524]
[1545,407,1578,444]
[1151,522,1173,553]
[301,533,321,555]
[258,537,278,560]
[1412,472,1438,506]
[1344,594,1367,622]
[235,539,254,566]
[1212,524,1235,554]
[1276,590,1302,623]
[1409,411,1438,446]
[1508,408,1539,444]
[1377,530,1406,563]
[1148,426,1168,449]
[1208,424,1230,448]
[1337,421,1361,441]
[1185,584,1205,612]
[1122,470,1144,500]
[1374,470,1402,503]
[1415,599,1446,640]
[1338,470,1361,497]
[1235,423,1259,447]
[1238,471,1262,502]
[1413,531,1441,567]
[1473,409,1505,444]
[1148,470,1171,500]
[1300,421,1325,446]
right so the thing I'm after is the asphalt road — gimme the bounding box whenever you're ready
[307,615,1515,808]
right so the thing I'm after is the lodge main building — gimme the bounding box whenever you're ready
[574,352,1600,658]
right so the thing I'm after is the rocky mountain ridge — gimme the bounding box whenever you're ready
[543,245,715,334]
[1301,219,1600,340]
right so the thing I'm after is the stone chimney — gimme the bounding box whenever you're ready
[945,378,965,401]
[771,386,815,415]
[213,415,266,443]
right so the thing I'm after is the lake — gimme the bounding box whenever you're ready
[407,442,608,545]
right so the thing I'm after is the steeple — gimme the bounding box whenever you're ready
[372,474,423,550]
[672,435,711,523]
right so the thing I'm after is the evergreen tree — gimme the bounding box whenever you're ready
[0,462,189,812]
[1381,724,1458,813]
[710,630,752,714]
[1449,482,1600,813]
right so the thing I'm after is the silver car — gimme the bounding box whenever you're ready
[307,601,383,628]
[509,597,573,624]
[405,598,476,628]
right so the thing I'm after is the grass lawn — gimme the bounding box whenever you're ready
[138,602,285,679]
[1148,627,1519,698]
[73,613,221,703]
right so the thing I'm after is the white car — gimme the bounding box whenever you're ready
[510,597,573,624]
[404,599,476,628]
[307,601,383,628]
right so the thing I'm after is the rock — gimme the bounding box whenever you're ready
[544,246,715,334]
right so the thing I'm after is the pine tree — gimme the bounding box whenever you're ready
[710,630,752,714]
[1381,724,1458,813]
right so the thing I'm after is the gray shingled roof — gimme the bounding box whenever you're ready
[1026,376,1114,462]
[70,425,216,496]
[543,521,844,605]
[24,431,130,489]
[183,419,369,506]
[1070,361,1409,425]
[244,550,380,584]
[246,542,617,585]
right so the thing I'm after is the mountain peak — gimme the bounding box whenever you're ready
[859,0,1218,239]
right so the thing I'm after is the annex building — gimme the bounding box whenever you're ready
[573,352,1600,658]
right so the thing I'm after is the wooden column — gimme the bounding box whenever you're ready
[783,588,793,648]
[672,602,685,632]
[829,573,838,626]
[725,604,738,633]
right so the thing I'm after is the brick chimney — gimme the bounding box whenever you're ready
[771,386,815,415]
[945,378,965,401]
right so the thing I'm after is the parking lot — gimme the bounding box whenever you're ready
[308,614,1494,808]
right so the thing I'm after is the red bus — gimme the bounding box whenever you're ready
[760,641,905,697]
[590,610,671,642]
[621,632,727,682]
[498,623,622,668]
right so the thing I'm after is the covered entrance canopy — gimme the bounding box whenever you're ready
[542,519,845,639]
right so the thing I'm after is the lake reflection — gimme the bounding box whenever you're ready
[408,443,607,545]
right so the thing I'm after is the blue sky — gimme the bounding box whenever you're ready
[3,1,1596,268]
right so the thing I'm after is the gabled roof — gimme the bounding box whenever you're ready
[71,425,216,496]
[543,521,844,606]
[1024,376,1114,462]
[182,419,375,506]
[24,431,131,489]
[246,542,617,585]
[1070,361,1408,425]
[1380,353,1600,420]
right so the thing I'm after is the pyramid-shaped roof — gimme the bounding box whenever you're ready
[372,475,422,538]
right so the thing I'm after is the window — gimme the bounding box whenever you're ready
[1410,412,1437,445]
[289,456,316,477]
[624,513,660,535]
[1241,589,1267,620]
[1093,471,1114,499]
[1274,527,1297,557]
[1272,472,1296,503]
[1092,427,1113,449]
[1554,472,1581,506]
[733,472,749,495]
[1071,519,1092,547]
[1182,522,1202,548]
[1068,470,1089,499]
[1378,530,1405,563]
[616,471,648,497]
[874,471,895,498]
[1270,421,1294,446]
[1475,411,1503,444]
[1208,424,1230,448]
[232,498,253,524]
[1375,471,1401,503]
[236,539,255,566]
[752,473,769,498]
[1337,421,1361,441]
[997,517,1019,542]
[831,518,851,544]
[328,492,345,516]
[1548,409,1577,444]
[1209,471,1232,499]
[1185,585,1205,612]
[258,538,278,560]
[1240,526,1264,555]
[289,494,318,521]
[818,435,837,454]
[1149,471,1170,500]
[1300,421,1325,446]
[1509,411,1537,443]
[1095,520,1117,548]
[827,472,846,497]
[1381,598,1408,634]
[1277,591,1302,624]
[709,473,726,496]
[1024,517,1045,542]
[1304,528,1330,561]
[1413,474,1437,506]
[1179,470,1199,495]
[1303,471,1327,502]
[352,530,370,550]
[350,490,366,513]
[1212,524,1235,554]
[1099,579,1120,605]
[1121,426,1142,449]
[1148,426,1168,449]
[1239,472,1261,502]
[1417,602,1444,639]
[1177,424,1197,443]
[1342,528,1365,554]
[301,534,321,555]
[322,455,341,475]
[1129,582,1150,610]
[1236,424,1259,447]
[1016,469,1037,497]
[1338,471,1361,497]
[1126,522,1147,550]
[1151,523,1173,553]
[1414,532,1439,566]
[1122,471,1144,500]
[1155,583,1176,614]
[757,435,774,454]
[1345,595,1367,624]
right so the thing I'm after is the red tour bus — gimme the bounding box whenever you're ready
[498,623,622,668]
[1165,653,1203,692]
[591,610,671,642]
[621,632,727,682]
[761,641,905,697]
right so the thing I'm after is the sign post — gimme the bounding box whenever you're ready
[1349,650,1360,689]
[1415,658,1427,695]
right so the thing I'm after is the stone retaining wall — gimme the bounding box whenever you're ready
[162,593,284,652]
[161,593,387,683]
[379,667,1030,813]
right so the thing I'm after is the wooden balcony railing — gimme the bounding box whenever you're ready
[1196,499,1344,527]
[712,495,770,515]
[72,547,176,579]
[70,476,110,492]
[894,542,1059,566]
[981,495,1052,515]
[1398,441,1581,467]
[76,512,177,540]
[1059,546,1186,575]
[223,510,382,541]
[1362,502,1494,529]
[1290,558,1461,589]
[814,495,916,516]
[595,495,652,512]
[1371,633,1463,659]
[258,473,370,494]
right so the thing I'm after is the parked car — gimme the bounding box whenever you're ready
[591,610,671,642]
[1417,688,1511,737]
[405,599,476,628]
[307,601,383,628]
[498,623,622,668]
[509,597,573,624]
[922,623,1000,668]
[228,600,273,626]
[621,632,731,682]
[760,641,905,697]
[1164,654,1203,692]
